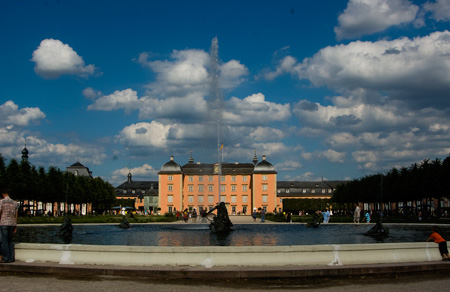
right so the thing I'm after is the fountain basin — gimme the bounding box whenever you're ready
[15,223,442,246]
[15,242,442,268]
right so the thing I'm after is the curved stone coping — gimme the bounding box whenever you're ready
[15,242,442,268]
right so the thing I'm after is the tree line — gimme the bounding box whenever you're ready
[332,155,450,216]
[0,155,116,215]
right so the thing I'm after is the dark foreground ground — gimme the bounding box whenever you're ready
[1,268,450,292]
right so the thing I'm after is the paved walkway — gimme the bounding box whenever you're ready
[1,261,450,291]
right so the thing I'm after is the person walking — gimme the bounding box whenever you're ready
[0,188,19,263]
[322,208,331,223]
[252,208,257,222]
[260,209,265,223]
[427,226,450,261]
[353,204,361,224]
[364,211,371,223]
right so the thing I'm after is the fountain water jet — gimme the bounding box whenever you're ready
[206,37,233,233]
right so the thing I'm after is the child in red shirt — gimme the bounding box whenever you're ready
[427,226,450,261]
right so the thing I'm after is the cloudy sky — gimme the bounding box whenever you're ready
[1,0,450,186]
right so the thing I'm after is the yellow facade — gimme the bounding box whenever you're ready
[158,155,277,215]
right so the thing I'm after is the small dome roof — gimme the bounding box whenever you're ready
[160,156,182,173]
[22,147,29,155]
[253,155,276,173]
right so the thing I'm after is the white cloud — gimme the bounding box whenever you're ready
[83,87,103,100]
[0,101,46,127]
[275,160,302,171]
[224,93,291,126]
[301,149,346,163]
[325,132,360,150]
[335,0,419,40]
[273,31,450,110]
[293,100,410,133]
[118,121,172,149]
[112,164,158,178]
[252,142,290,157]
[424,0,450,22]
[0,127,106,167]
[87,89,140,112]
[317,149,346,163]
[264,56,300,80]
[219,60,249,89]
[139,48,248,97]
[31,39,98,79]
[139,93,208,121]
[249,126,285,141]
[283,172,317,181]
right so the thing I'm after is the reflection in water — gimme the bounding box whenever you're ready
[14,224,447,247]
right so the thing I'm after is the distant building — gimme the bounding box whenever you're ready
[276,180,345,211]
[21,144,29,162]
[277,180,343,198]
[66,162,93,178]
[115,171,159,213]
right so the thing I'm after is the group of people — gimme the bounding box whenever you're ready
[0,187,19,263]
[353,204,371,224]
[251,208,266,222]
[175,208,201,223]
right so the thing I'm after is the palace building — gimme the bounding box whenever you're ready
[114,153,346,215]
[158,153,277,215]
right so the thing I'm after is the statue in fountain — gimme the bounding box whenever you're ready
[204,202,233,233]
[58,216,73,243]
[364,219,389,238]
[306,210,321,228]
[119,216,130,229]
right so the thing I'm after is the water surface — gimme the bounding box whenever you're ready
[15,224,447,246]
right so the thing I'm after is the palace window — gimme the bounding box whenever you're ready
[231,196,237,203]
[168,185,173,191]
[208,185,214,192]
[220,185,226,192]
[242,176,247,182]
[188,185,193,192]
[262,184,268,191]
[199,176,203,182]
[168,175,173,181]
[198,196,204,203]
[198,185,204,192]
[242,185,248,192]
[188,176,193,182]
[262,175,268,181]
[168,195,173,203]
[188,196,194,203]
[231,176,236,182]
[208,196,214,203]
[231,185,236,192]
[242,196,248,203]
[262,195,268,203]
[208,176,213,182]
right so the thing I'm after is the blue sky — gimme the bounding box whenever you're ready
[1,0,450,186]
